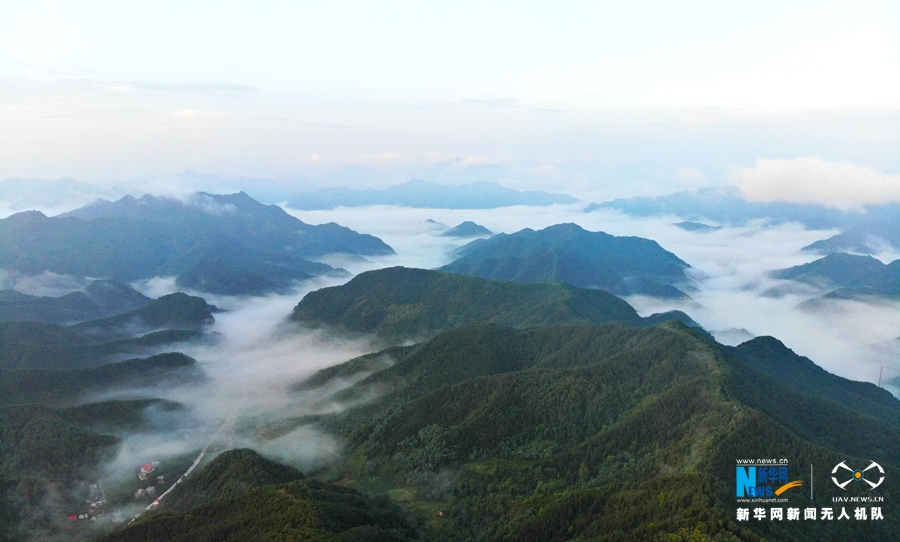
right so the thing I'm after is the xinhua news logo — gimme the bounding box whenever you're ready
[736,460,803,499]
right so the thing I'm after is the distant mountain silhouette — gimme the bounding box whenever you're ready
[772,253,900,299]
[587,186,854,228]
[588,186,900,253]
[440,221,492,237]
[0,192,393,295]
[802,217,900,255]
[287,179,579,209]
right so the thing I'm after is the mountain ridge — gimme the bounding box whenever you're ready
[0,192,393,295]
[291,267,705,345]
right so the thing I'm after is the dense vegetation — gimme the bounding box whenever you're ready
[160,448,306,513]
[98,449,419,542]
[440,223,691,298]
[0,191,394,295]
[0,289,213,372]
[289,321,898,541]
[291,267,704,345]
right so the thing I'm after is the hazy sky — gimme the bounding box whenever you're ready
[2,1,898,200]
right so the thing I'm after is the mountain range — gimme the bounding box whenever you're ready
[0,280,150,325]
[588,186,900,254]
[286,179,579,210]
[0,192,394,296]
[291,320,898,541]
[440,223,691,298]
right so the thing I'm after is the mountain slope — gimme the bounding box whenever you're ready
[160,448,306,513]
[291,267,703,344]
[287,179,579,210]
[0,352,201,405]
[295,321,899,541]
[0,324,200,370]
[98,449,419,542]
[0,192,394,295]
[0,280,152,325]
[0,398,183,541]
[771,253,886,286]
[440,223,691,298]
[803,217,900,255]
[0,292,213,370]
[771,253,900,298]
[71,292,215,339]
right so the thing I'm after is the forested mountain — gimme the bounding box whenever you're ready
[159,449,305,513]
[0,352,202,405]
[771,253,900,299]
[286,179,578,210]
[291,267,704,344]
[71,292,215,339]
[98,449,419,542]
[292,321,898,541]
[0,292,214,370]
[0,280,150,325]
[440,223,691,298]
[0,192,394,295]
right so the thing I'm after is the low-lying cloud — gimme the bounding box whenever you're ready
[287,202,900,392]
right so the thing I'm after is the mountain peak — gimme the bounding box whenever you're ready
[442,223,690,298]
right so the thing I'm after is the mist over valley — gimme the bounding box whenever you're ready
[1,181,898,541]
[3,4,899,539]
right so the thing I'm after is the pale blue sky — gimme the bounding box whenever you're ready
[1,1,898,201]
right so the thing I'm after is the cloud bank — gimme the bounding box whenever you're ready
[735,157,900,210]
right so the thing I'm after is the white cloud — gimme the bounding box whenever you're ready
[357,152,415,165]
[734,157,900,210]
